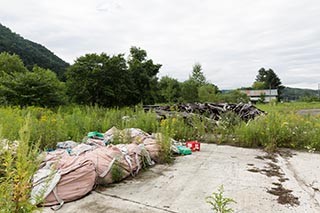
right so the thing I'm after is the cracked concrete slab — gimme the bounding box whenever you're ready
[42,144,320,213]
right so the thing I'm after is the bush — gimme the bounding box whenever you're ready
[0,66,67,107]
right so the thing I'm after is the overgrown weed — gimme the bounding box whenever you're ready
[206,185,237,213]
[0,115,42,212]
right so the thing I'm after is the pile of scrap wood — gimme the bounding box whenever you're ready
[144,103,266,122]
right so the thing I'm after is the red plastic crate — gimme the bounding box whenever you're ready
[186,141,200,152]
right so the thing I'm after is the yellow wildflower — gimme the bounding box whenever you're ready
[40,115,47,122]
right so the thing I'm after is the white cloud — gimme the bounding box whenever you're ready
[1,0,320,89]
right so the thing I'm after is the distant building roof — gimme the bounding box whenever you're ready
[240,89,278,97]
[240,89,278,103]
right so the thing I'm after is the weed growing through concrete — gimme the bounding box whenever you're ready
[156,130,174,164]
[206,185,236,213]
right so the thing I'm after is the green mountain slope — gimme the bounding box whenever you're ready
[0,23,69,78]
[281,87,319,101]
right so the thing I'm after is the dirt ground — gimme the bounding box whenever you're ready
[42,144,320,213]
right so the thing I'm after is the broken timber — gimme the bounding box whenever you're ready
[143,103,266,122]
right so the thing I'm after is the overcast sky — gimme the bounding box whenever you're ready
[1,0,320,89]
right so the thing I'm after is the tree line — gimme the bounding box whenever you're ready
[1,47,288,107]
[3,23,315,105]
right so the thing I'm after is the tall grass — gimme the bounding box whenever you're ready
[256,102,320,114]
[0,105,211,149]
[1,102,320,152]
[0,115,42,212]
[234,103,320,151]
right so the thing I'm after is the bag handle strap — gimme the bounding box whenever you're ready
[99,158,116,178]
[51,187,64,211]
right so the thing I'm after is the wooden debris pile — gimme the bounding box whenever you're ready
[144,103,266,122]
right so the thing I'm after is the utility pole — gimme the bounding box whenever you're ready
[318,83,320,97]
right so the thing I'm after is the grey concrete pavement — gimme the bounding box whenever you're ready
[43,144,320,213]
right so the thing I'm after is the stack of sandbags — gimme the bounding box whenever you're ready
[31,127,169,209]
[83,143,149,185]
[104,127,162,163]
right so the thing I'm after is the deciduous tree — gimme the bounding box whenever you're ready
[190,63,206,86]
[252,81,266,90]
[128,47,161,104]
[66,53,133,106]
[158,76,181,103]
[198,83,219,102]
[0,52,27,76]
[181,79,199,103]
[0,66,66,106]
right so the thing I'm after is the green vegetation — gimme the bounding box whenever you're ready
[128,47,162,105]
[0,52,27,75]
[196,102,320,153]
[190,63,207,86]
[198,84,219,102]
[159,63,244,104]
[157,127,174,164]
[213,90,249,103]
[111,159,125,183]
[0,106,207,149]
[0,23,69,78]
[206,185,236,213]
[180,79,200,102]
[0,117,42,213]
[1,24,277,106]
[257,102,320,113]
[158,76,181,103]
[1,102,320,152]
[179,63,221,103]
[0,65,66,107]
[253,67,283,91]
[231,102,320,152]
[0,53,67,107]
[281,87,320,102]
[66,52,133,106]
[0,102,320,211]
[2,23,319,106]
[66,47,161,106]
[110,128,134,145]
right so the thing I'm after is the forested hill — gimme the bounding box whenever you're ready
[281,87,319,101]
[0,23,69,78]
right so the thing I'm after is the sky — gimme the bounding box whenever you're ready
[1,0,320,90]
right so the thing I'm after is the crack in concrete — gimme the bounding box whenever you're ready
[94,191,178,213]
